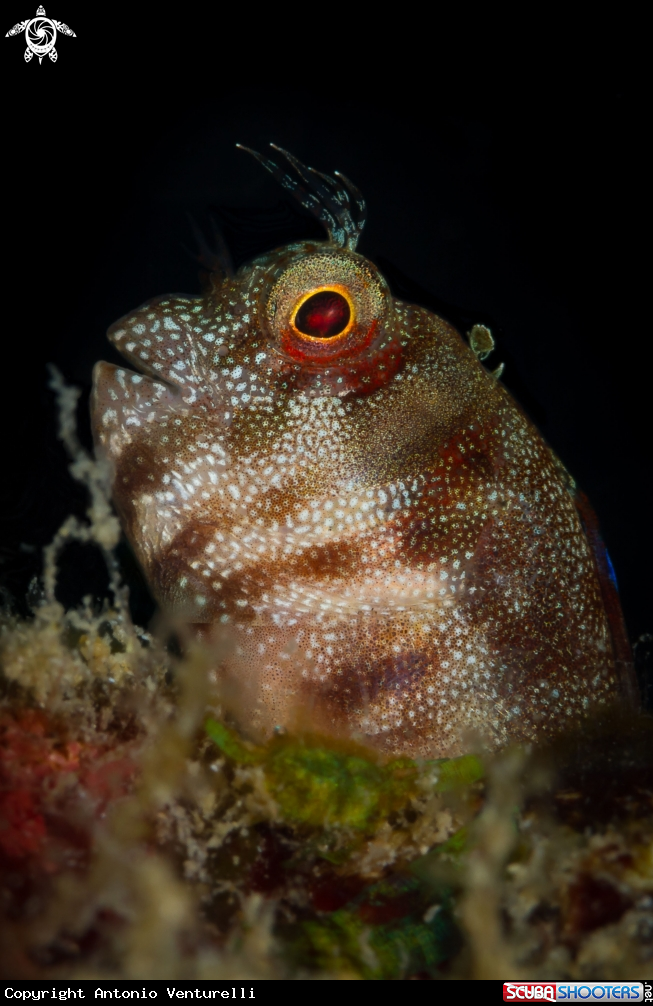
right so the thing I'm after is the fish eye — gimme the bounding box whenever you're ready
[265,250,390,365]
[292,287,354,340]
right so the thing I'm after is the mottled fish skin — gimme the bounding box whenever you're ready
[91,149,633,759]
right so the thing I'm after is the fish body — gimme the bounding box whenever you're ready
[91,149,633,758]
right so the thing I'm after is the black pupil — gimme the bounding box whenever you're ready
[294,290,351,339]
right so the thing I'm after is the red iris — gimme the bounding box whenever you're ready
[294,290,351,339]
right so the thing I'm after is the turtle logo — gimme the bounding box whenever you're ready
[5,5,75,63]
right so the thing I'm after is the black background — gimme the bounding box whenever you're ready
[2,9,649,695]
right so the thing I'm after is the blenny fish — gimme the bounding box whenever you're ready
[91,146,634,758]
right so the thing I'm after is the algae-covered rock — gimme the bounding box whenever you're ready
[0,604,477,978]
[1,602,651,979]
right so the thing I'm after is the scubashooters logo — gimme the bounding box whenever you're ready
[5,5,75,63]
[503,985,645,1002]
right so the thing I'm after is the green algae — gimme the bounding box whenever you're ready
[205,718,263,765]
[432,754,484,792]
[294,876,460,979]
[205,718,483,833]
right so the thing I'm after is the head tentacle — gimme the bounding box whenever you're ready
[236,143,366,251]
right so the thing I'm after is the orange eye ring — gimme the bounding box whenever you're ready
[289,285,356,343]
